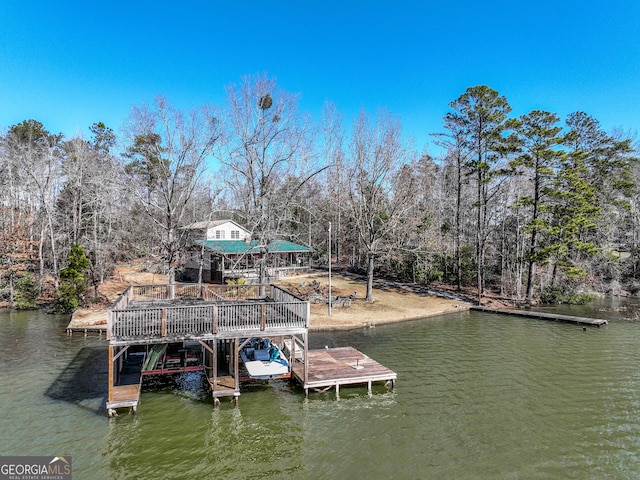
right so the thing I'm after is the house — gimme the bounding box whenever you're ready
[183,219,251,242]
[182,220,312,283]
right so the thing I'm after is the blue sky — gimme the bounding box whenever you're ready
[1,1,639,153]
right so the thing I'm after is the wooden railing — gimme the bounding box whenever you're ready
[107,283,309,341]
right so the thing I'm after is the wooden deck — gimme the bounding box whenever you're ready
[472,305,608,326]
[107,283,309,345]
[208,375,239,404]
[106,384,141,415]
[292,347,397,396]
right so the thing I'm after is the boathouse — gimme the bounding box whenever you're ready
[106,282,396,416]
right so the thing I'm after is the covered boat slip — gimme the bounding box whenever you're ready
[106,283,309,413]
[239,338,290,380]
[106,348,144,416]
[106,342,205,416]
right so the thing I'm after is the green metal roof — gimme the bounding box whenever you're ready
[195,239,311,254]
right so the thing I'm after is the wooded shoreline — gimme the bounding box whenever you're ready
[2,81,638,314]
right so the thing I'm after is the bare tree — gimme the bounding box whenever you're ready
[216,74,322,283]
[434,115,473,290]
[124,96,221,284]
[57,123,123,291]
[347,109,414,301]
[5,120,64,286]
[321,102,346,264]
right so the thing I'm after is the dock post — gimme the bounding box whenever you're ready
[108,346,114,403]
[212,340,218,389]
[234,338,240,392]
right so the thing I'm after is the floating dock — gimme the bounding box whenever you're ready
[471,306,608,327]
[292,346,396,397]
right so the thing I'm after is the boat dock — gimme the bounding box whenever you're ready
[108,384,142,415]
[105,282,396,415]
[471,305,608,327]
[106,351,144,416]
[292,346,396,397]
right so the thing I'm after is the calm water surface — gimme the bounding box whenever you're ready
[2,298,640,479]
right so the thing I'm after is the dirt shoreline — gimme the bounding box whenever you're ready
[67,267,473,332]
[277,272,472,331]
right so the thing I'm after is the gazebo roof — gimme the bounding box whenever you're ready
[194,239,311,254]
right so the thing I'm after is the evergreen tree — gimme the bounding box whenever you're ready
[14,275,40,310]
[53,244,90,313]
[508,110,564,303]
[446,85,512,298]
[541,113,636,288]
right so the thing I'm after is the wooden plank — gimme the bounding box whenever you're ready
[471,306,608,326]
[234,338,239,391]
[209,375,236,390]
[112,345,129,363]
[106,384,141,409]
[111,384,140,402]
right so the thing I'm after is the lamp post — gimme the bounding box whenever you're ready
[328,222,332,316]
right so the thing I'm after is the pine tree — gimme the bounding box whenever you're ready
[446,86,512,298]
[508,110,564,303]
[53,244,90,313]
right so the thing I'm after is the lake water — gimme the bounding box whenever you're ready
[2,298,640,479]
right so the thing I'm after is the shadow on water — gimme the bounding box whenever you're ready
[45,346,109,415]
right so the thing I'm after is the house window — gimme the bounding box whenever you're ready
[231,230,240,239]
[215,230,225,239]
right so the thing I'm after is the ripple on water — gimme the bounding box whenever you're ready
[3,306,640,479]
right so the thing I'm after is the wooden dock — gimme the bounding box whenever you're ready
[66,325,105,337]
[105,283,396,413]
[106,383,142,416]
[292,346,397,397]
[471,306,608,327]
[208,375,239,405]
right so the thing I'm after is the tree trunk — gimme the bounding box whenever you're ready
[476,169,484,302]
[455,155,462,291]
[365,253,375,302]
[525,171,541,305]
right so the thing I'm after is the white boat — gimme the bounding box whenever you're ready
[240,339,290,380]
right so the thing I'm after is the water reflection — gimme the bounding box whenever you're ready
[535,295,640,322]
[104,382,307,479]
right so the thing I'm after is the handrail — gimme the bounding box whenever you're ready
[108,283,308,341]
